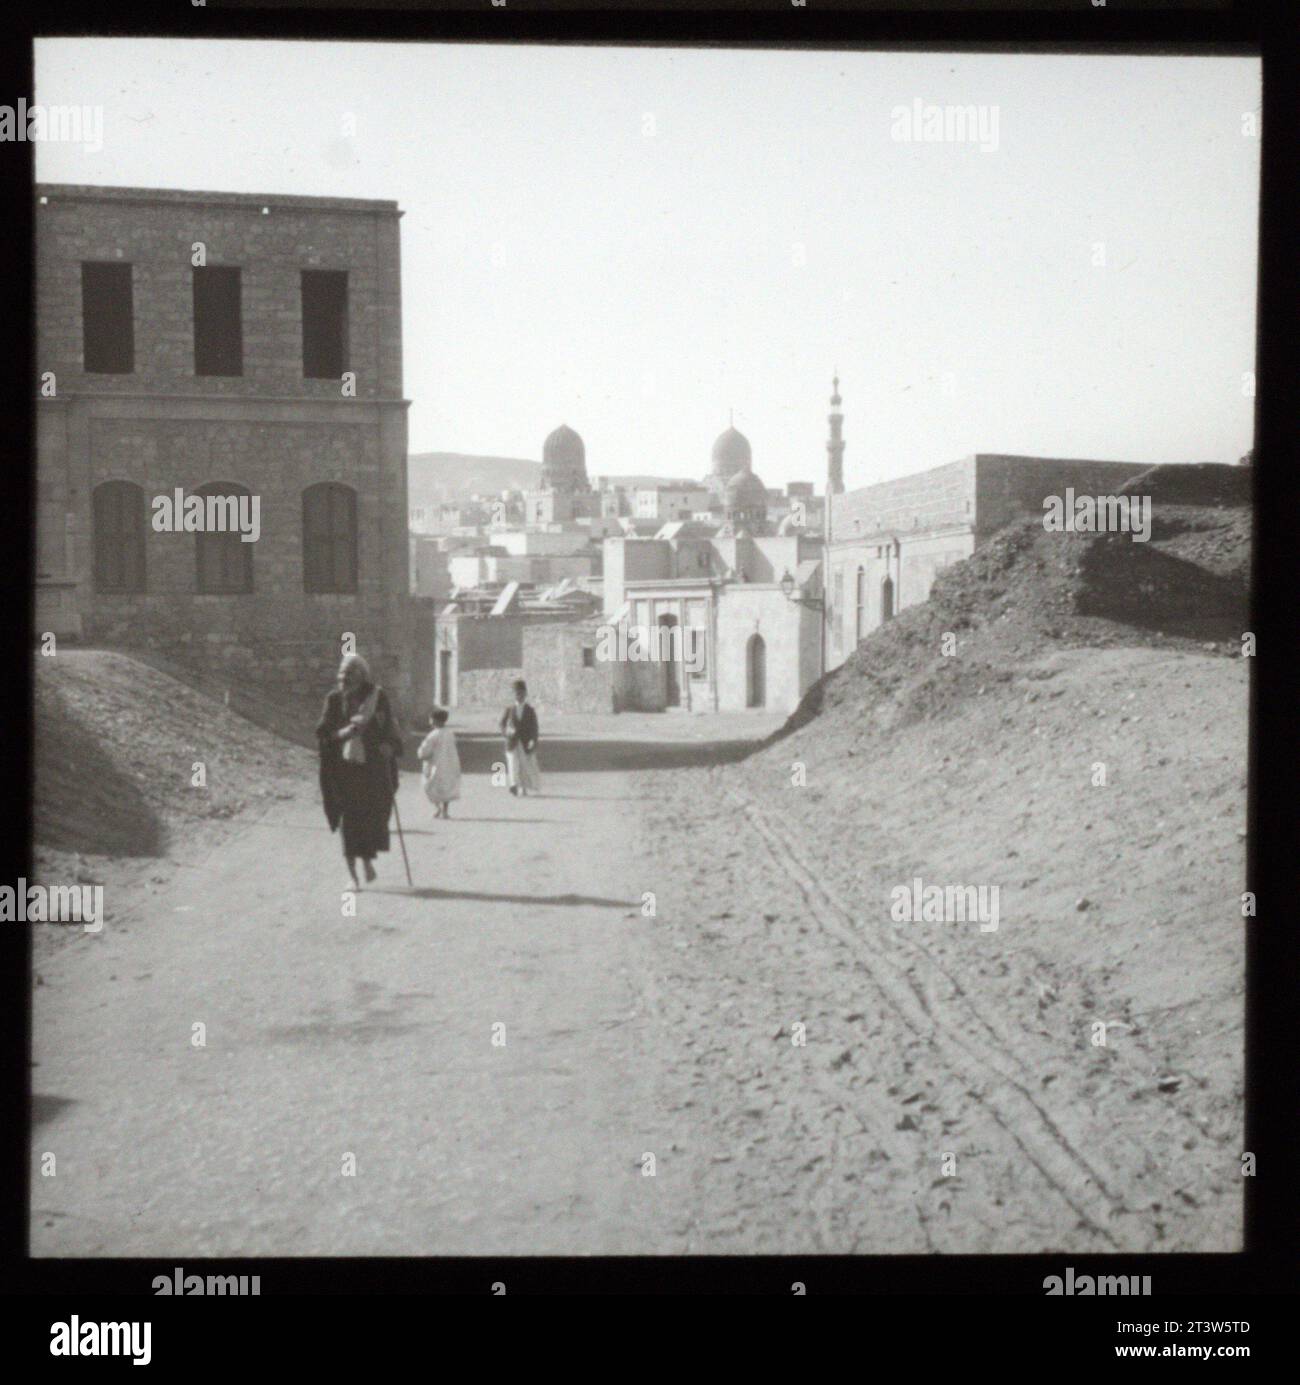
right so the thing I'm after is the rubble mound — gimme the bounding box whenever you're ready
[1117,461,1251,508]
[35,648,314,859]
[778,489,1249,744]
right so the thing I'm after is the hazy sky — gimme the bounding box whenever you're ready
[35,40,1260,490]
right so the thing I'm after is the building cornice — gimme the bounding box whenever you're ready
[38,392,411,409]
[36,184,403,217]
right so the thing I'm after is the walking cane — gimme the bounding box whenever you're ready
[390,781,413,887]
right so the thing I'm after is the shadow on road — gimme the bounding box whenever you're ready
[367,886,636,910]
[429,733,762,776]
[523,796,633,804]
[398,819,568,830]
[32,1094,77,1131]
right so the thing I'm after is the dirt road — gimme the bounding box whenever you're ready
[32,715,776,1258]
[31,675,1241,1257]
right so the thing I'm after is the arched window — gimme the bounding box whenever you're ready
[92,481,146,592]
[855,566,867,641]
[881,573,895,623]
[195,482,254,594]
[302,483,358,593]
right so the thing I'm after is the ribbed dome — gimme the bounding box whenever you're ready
[543,424,585,469]
[710,426,752,477]
[725,469,767,506]
[540,423,588,494]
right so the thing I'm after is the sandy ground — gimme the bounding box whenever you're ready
[31,714,780,1257]
[644,646,1246,1253]
[31,650,1244,1256]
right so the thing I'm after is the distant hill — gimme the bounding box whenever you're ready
[408,452,540,506]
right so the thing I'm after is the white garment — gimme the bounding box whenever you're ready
[506,745,541,794]
[417,726,462,803]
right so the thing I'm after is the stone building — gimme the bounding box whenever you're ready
[432,579,605,710]
[35,183,414,712]
[410,533,455,601]
[705,421,770,534]
[521,620,654,716]
[602,529,824,714]
[825,448,1157,671]
[632,484,711,522]
[523,423,601,525]
[587,418,824,714]
[433,610,542,709]
[809,376,1158,670]
[448,548,594,590]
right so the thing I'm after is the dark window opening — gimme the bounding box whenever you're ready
[92,481,146,592]
[301,270,349,379]
[581,646,595,669]
[195,483,253,593]
[303,482,358,593]
[81,263,134,374]
[192,266,243,376]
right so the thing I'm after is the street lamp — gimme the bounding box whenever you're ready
[780,569,824,610]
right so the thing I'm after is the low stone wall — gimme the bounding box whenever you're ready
[521,622,616,715]
[974,455,1154,536]
[455,666,524,710]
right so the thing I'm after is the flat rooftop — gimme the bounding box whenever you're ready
[36,183,401,216]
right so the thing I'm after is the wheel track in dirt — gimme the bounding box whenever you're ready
[727,783,1128,1249]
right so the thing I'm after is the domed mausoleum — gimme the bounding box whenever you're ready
[723,468,769,535]
[540,423,589,495]
[705,419,768,534]
[710,425,752,485]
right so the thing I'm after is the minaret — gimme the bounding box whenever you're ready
[826,373,845,496]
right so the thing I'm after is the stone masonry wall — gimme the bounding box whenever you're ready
[973,455,1154,537]
[35,184,413,716]
[36,185,402,402]
[456,667,525,711]
[521,621,616,715]
[830,457,975,539]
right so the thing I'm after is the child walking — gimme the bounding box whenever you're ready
[416,706,462,818]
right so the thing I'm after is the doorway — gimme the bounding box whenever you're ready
[658,614,681,708]
[746,633,766,708]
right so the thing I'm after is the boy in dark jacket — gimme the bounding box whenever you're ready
[499,678,541,797]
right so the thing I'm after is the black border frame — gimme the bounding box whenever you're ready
[2,0,1295,1312]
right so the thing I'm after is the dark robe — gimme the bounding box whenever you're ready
[316,683,403,860]
[499,701,539,752]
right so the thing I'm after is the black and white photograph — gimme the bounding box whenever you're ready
[7,0,1292,1331]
